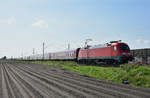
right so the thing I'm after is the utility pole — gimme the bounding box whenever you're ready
[42,42,45,60]
[68,43,70,50]
[21,51,23,60]
[33,48,35,55]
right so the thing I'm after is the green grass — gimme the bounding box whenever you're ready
[21,61,150,88]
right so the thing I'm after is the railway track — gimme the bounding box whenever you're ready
[0,61,150,98]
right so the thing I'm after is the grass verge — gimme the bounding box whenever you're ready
[21,61,150,88]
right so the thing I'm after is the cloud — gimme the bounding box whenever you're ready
[136,39,150,45]
[136,40,142,45]
[32,19,48,29]
[0,17,16,24]
[143,40,150,44]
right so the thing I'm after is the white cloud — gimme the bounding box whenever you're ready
[136,39,150,45]
[0,17,16,24]
[136,40,142,45]
[143,40,150,44]
[32,19,48,29]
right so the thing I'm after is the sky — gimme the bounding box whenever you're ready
[0,0,150,58]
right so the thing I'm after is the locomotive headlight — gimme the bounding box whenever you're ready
[121,52,126,55]
[121,52,131,55]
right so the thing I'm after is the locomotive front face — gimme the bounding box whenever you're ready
[117,43,133,63]
[111,42,133,63]
[119,43,131,57]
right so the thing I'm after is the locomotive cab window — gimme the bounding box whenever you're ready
[114,46,118,51]
[120,44,129,51]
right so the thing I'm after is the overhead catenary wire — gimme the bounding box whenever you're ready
[21,41,83,59]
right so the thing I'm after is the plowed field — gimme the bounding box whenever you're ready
[0,61,150,98]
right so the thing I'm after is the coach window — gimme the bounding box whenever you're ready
[114,46,118,51]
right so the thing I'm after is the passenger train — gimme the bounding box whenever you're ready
[22,41,133,64]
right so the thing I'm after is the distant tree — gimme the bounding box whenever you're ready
[2,56,7,59]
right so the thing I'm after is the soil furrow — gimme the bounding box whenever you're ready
[13,64,113,98]
[8,64,70,98]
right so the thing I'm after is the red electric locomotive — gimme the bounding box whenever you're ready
[77,40,133,64]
